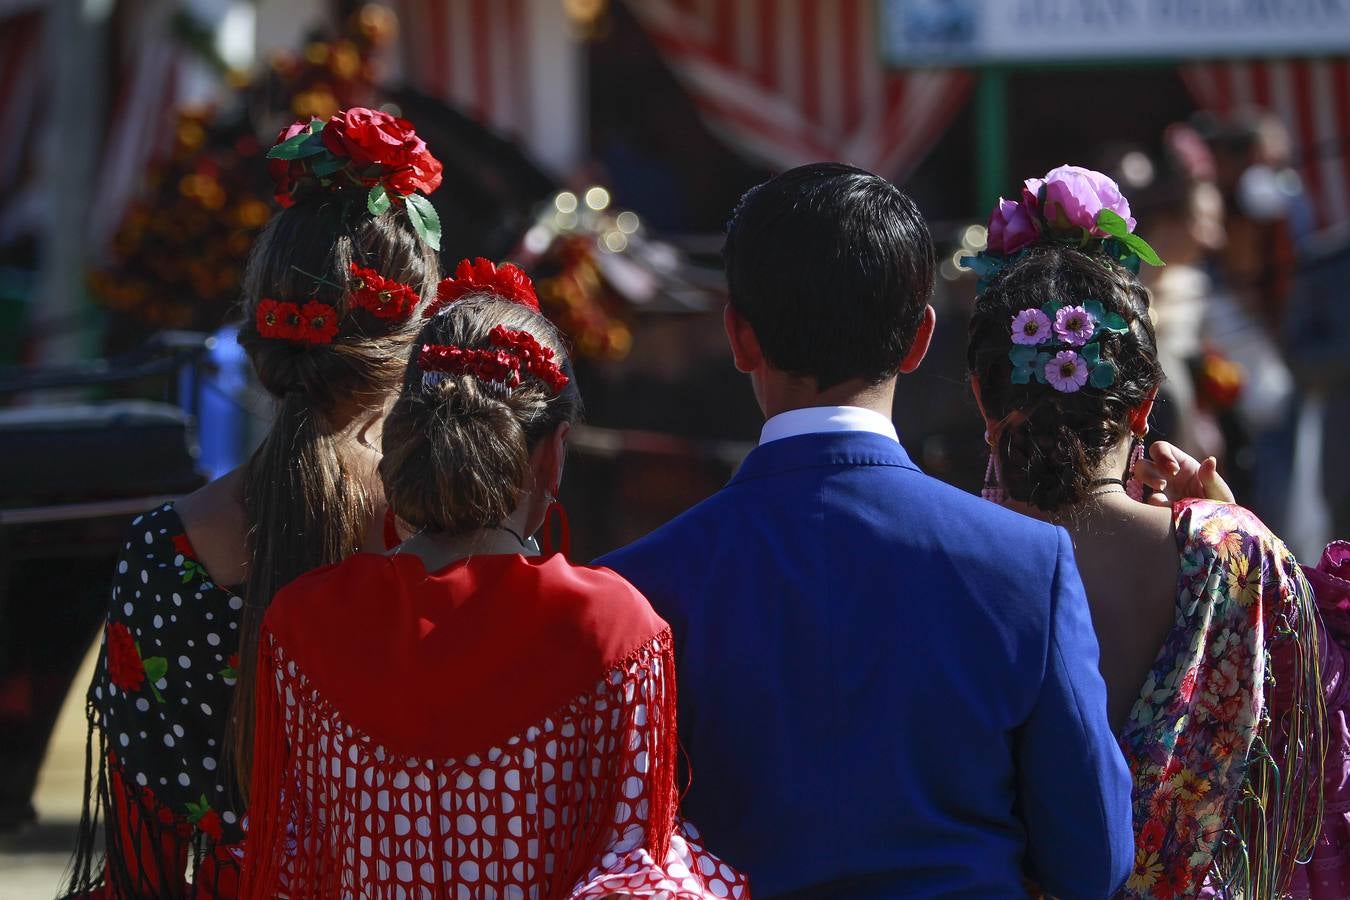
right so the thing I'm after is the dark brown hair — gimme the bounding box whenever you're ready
[380,297,581,535]
[229,194,439,795]
[723,162,936,390]
[966,244,1163,511]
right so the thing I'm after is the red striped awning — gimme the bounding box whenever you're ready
[89,17,181,251]
[1183,59,1350,237]
[391,0,533,140]
[0,4,180,250]
[625,0,973,181]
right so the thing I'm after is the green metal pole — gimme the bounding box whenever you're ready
[974,67,1009,217]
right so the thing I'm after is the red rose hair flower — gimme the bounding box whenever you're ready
[348,263,418,320]
[321,107,443,196]
[425,257,540,317]
[106,622,146,692]
[296,300,339,344]
[266,108,444,249]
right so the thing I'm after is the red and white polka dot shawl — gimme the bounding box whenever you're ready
[239,552,748,899]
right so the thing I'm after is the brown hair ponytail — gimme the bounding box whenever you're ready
[228,194,438,797]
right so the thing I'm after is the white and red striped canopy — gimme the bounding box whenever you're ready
[0,3,179,250]
[625,0,973,181]
[391,0,534,140]
[1183,59,1350,237]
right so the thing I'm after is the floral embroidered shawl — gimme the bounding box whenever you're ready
[1120,500,1325,899]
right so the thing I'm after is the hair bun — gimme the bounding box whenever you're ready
[968,244,1163,512]
[379,298,581,537]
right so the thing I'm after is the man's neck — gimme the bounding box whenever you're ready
[759,374,896,422]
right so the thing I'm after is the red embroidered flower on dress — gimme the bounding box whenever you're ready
[1139,817,1166,853]
[107,622,145,692]
[172,534,194,558]
[256,299,300,340]
[1152,863,1189,900]
[348,263,418,320]
[425,257,540,317]
[1178,665,1198,703]
[296,300,339,345]
[198,809,224,841]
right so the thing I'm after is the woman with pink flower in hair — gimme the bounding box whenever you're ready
[966,165,1327,898]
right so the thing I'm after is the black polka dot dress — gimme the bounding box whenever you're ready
[64,503,245,898]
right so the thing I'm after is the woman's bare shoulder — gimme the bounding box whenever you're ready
[173,467,250,587]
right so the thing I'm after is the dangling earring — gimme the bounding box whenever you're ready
[981,431,1006,504]
[539,494,571,558]
[1125,433,1147,502]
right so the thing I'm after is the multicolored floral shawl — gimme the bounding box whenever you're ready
[1120,500,1325,899]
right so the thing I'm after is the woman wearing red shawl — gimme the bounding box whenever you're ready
[239,294,747,898]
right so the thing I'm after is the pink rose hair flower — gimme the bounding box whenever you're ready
[987,197,1038,256]
[1010,308,1052,345]
[1053,304,1096,346]
[1040,164,1136,237]
[1045,350,1089,393]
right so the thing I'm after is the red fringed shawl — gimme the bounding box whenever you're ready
[239,552,687,898]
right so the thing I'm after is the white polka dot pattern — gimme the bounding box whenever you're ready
[251,636,747,898]
[69,503,247,896]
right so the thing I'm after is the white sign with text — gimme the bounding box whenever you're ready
[880,0,1350,64]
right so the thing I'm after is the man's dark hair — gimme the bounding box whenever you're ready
[722,162,936,390]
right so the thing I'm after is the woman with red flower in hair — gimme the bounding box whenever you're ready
[62,108,444,899]
[239,295,745,899]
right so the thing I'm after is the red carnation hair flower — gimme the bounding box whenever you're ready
[296,300,339,344]
[425,257,540,317]
[256,299,300,341]
[348,263,418,320]
[106,622,146,692]
[417,324,568,394]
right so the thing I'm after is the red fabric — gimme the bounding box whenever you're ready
[259,552,669,760]
[382,506,401,550]
[102,760,189,897]
[238,554,736,898]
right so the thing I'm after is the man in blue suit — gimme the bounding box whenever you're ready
[598,164,1134,898]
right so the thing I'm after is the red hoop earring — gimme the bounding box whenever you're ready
[540,497,571,558]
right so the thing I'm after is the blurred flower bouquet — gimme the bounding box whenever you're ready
[91,5,397,331]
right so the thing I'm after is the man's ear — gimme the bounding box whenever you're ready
[898,305,937,374]
[723,304,764,374]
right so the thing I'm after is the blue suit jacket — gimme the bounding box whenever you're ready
[598,431,1133,898]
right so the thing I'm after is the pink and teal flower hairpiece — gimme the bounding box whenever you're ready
[1008,299,1129,393]
[961,164,1164,290]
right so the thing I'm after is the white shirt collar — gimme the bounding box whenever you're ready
[758,406,899,446]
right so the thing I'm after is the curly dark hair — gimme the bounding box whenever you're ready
[966,244,1164,512]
